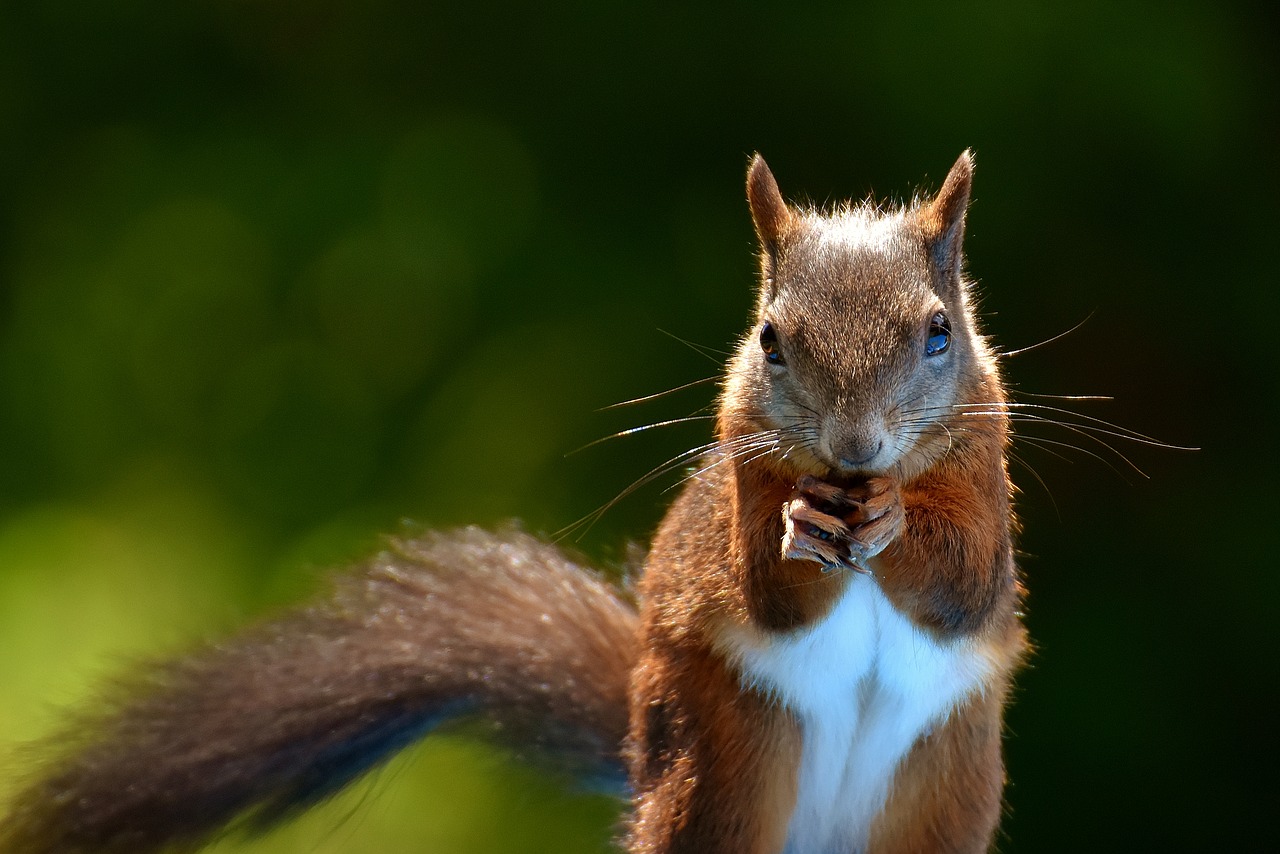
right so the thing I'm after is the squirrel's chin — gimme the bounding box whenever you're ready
[822,454,902,485]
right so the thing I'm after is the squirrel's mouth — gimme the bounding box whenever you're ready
[819,450,894,485]
[769,444,886,487]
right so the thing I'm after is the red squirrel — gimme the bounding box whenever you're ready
[0,152,1026,853]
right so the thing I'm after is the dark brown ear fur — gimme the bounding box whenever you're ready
[919,150,974,279]
[747,153,792,254]
[747,153,793,303]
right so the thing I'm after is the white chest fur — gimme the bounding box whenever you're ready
[724,576,993,854]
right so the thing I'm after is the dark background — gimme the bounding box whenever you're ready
[0,2,1273,852]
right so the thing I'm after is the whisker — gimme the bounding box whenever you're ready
[957,410,1172,467]
[567,415,717,456]
[1011,433,1141,482]
[996,312,1095,359]
[1010,433,1074,464]
[555,438,737,540]
[673,441,775,490]
[998,413,1150,477]
[556,426,805,540]
[1006,448,1061,520]
[900,393,1178,481]
[954,402,1196,450]
[791,399,822,419]
[598,376,720,411]
[937,421,955,457]
[1012,391,1113,402]
[658,328,733,363]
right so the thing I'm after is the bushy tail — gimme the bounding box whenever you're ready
[0,527,639,854]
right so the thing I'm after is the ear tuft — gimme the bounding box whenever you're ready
[921,150,974,276]
[746,153,792,250]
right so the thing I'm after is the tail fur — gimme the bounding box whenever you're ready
[0,527,638,853]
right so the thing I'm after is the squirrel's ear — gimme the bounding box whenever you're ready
[747,153,792,253]
[920,150,973,279]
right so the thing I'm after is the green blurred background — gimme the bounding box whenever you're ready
[0,2,1273,852]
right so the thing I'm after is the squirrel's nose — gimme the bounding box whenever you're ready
[837,440,883,472]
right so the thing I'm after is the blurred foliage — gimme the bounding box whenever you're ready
[0,1,1274,852]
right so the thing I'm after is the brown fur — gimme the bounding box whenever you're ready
[627,152,1026,852]
[626,636,800,854]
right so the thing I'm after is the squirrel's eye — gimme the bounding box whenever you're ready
[759,321,784,365]
[925,312,951,357]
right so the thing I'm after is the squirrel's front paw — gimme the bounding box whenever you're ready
[782,475,861,573]
[781,475,904,573]
[843,476,905,564]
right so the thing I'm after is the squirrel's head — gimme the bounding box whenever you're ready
[721,151,998,484]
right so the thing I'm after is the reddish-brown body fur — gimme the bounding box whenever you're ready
[627,463,806,853]
[626,153,1026,853]
[627,445,1023,852]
